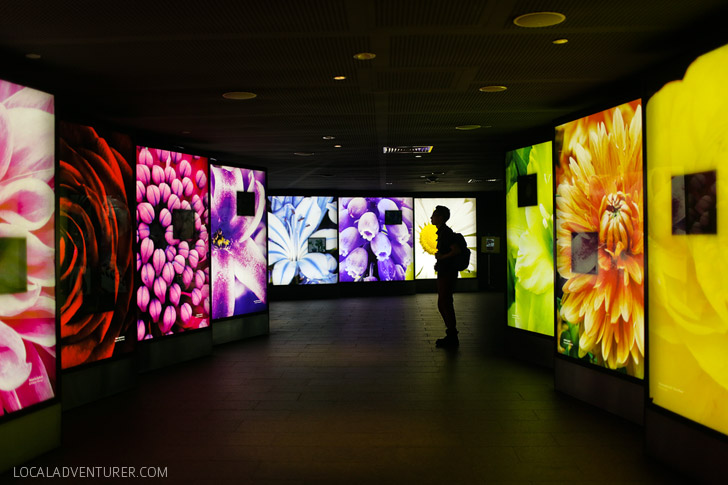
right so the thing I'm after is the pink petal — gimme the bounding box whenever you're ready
[9,316,55,348]
[211,248,235,319]
[232,238,267,305]
[0,321,32,391]
[6,107,54,184]
[0,177,54,231]
[0,104,13,180]
[3,86,54,114]
[0,282,40,318]
[2,342,55,411]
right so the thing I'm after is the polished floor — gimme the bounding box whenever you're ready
[6,292,684,484]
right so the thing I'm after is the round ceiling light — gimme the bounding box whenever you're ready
[334,76,347,80]
[25,53,42,60]
[552,38,569,45]
[456,124,482,130]
[322,136,335,140]
[513,12,566,28]
[479,85,507,93]
[222,91,257,100]
[334,144,342,148]
[353,52,376,60]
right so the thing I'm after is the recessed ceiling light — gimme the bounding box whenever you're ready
[456,124,481,130]
[294,152,314,156]
[385,182,393,185]
[468,179,483,184]
[479,85,507,93]
[25,53,41,60]
[323,136,335,140]
[552,38,569,45]
[487,178,499,182]
[334,144,342,148]
[513,11,566,28]
[222,91,257,100]
[415,155,422,158]
[353,52,376,60]
[181,130,191,134]
[334,76,347,80]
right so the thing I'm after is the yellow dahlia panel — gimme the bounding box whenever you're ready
[647,43,728,436]
[554,100,644,379]
[505,142,554,336]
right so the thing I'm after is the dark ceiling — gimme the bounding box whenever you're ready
[1,0,727,192]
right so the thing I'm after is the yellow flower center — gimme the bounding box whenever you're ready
[599,192,634,259]
[419,223,438,255]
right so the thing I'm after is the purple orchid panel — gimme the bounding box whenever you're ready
[338,197,414,282]
[136,147,210,340]
[210,165,267,318]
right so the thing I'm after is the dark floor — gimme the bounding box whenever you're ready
[5,292,683,484]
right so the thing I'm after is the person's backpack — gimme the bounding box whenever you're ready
[453,233,471,271]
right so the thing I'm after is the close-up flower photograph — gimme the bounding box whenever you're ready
[268,195,338,285]
[0,79,56,416]
[135,148,210,339]
[647,42,728,437]
[58,123,135,369]
[338,197,413,282]
[414,197,477,280]
[210,165,267,317]
[555,100,644,378]
[505,142,554,336]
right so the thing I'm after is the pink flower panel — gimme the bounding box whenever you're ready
[0,78,56,417]
[135,147,210,340]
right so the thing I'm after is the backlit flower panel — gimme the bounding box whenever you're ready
[414,198,476,280]
[648,43,728,436]
[59,123,135,368]
[506,142,554,336]
[268,196,338,285]
[136,148,209,339]
[338,197,414,282]
[0,79,56,417]
[210,165,267,318]
[555,100,644,378]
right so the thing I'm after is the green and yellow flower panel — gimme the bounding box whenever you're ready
[505,141,554,336]
[647,43,728,436]
[554,100,644,379]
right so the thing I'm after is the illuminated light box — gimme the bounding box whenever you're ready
[555,100,644,378]
[647,43,728,436]
[505,142,554,336]
[414,198,476,280]
[211,165,267,317]
[0,78,56,418]
[340,197,413,282]
[136,147,210,339]
[58,122,136,368]
[269,196,338,285]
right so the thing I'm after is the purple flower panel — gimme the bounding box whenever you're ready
[210,165,267,318]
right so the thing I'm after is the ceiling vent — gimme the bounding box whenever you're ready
[383,146,433,154]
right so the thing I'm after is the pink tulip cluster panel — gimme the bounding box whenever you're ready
[59,123,136,369]
[0,79,57,418]
[338,197,414,282]
[210,164,267,318]
[136,147,210,340]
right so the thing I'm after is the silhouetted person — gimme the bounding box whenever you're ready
[431,205,460,348]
